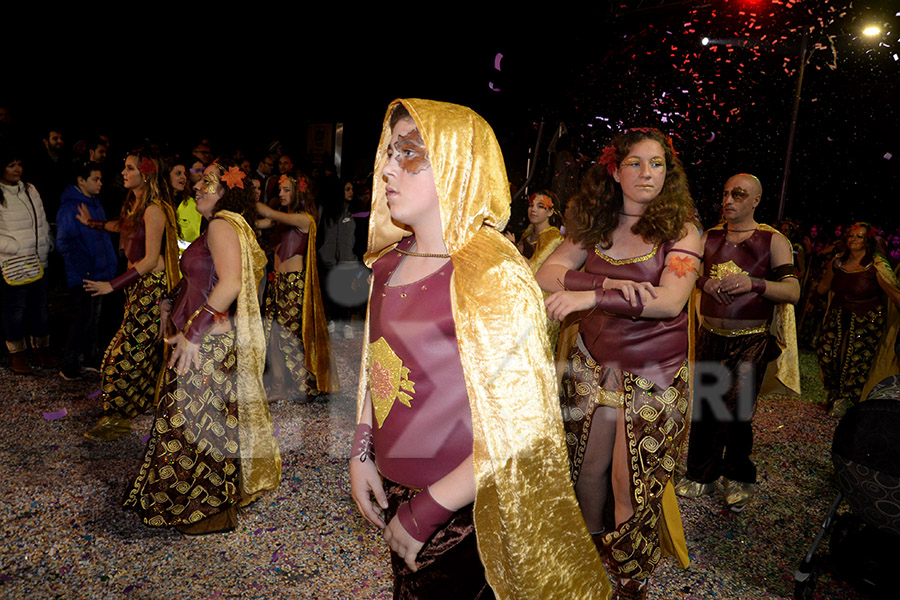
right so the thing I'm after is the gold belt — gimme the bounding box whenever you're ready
[701,319,769,337]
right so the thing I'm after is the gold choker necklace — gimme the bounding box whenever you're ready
[395,247,451,259]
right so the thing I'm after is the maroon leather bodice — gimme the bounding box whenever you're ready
[580,240,688,388]
[171,228,232,330]
[368,236,473,489]
[700,228,776,321]
[831,260,882,315]
[122,218,146,264]
[275,225,308,262]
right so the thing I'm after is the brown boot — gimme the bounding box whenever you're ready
[9,351,33,375]
[6,340,32,375]
[31,336,57,370]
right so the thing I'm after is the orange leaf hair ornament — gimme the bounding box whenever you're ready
[221,166,246,190]
[297,176,309,193]
[598,145,618,175]
[278,174,291,186]
[138,157,157,175]
[527,192,554,209]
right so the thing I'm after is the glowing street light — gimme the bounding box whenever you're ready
[862,25,882,36]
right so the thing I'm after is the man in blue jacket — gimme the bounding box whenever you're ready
[56,161,117,380]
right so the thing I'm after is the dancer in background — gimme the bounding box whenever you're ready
[257,172,335,400]
[537,127,699,599]
[675,173,800,513]
[816,222,900,418]
[351,99,609,599]
[125,160,279,534]
[513,190,564,347]
[81,150,180,441]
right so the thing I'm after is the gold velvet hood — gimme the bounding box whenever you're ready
[359,99,610,599]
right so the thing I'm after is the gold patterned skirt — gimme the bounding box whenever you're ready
[263,271,310,393]
[99,271,167,419]
[560,339,689,581]
[817,304,885,404]
[123,330,241,527]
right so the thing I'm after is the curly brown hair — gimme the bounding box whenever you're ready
[566,128,696,249]
[210,158,257,226]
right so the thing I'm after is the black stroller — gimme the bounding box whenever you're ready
[794,374,900,599]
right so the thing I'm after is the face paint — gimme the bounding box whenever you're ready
[203,172,220,195]
[394,129,430,174]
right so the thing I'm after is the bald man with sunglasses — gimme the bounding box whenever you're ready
[675,173,800,513]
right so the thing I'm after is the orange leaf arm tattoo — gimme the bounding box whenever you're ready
[667,255,698,278]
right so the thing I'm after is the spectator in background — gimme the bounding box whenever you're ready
[0,145,54,374]
[30,128,68,219]
[56,161,117,379]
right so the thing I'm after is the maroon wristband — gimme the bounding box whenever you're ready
[109,267,141,292]
[397,487,456,543]
[352,423,375,463]
[751,278,767,295]
[594,287,644,317]
[184,306,216,344]
[564,270,606,291]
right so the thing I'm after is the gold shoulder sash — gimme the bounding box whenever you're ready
[215,210,281,503]
[301,216,339,393]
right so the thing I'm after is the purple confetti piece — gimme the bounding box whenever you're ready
[87,389,101,399]
[124,585,135,594]
[141,433,151,444]
[42,408,68,420]
[254,527,264,535]
[494,53,503,71]
[271,548,284,563]
[884,152,892,160]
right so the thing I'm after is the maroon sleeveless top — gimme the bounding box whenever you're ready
[275,224,308,262]
[171,227,233,330]
[831,259,882,315]
[700,228,777,321]
[122,218,146,264]
[580,240,688,388]
[368,237,473,489]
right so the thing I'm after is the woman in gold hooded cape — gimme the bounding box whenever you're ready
[350,99,610,599]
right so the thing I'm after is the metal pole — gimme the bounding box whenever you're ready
[778,33,808,222]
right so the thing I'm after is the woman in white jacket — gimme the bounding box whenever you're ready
[0,146,53,374]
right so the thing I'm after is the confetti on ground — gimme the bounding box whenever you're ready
[0,326,873,599]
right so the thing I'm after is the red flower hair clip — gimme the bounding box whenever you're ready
[221,166,246,190]
[138,157,157,175]
[297,177,309,193]
[279,174,290,186]
[598,145,618,175]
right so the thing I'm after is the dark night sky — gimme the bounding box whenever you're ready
[4,1,899,234]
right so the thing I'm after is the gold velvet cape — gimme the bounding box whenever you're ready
[301,217,339,393]
[216,210,281,504]
[358,99,610,599]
